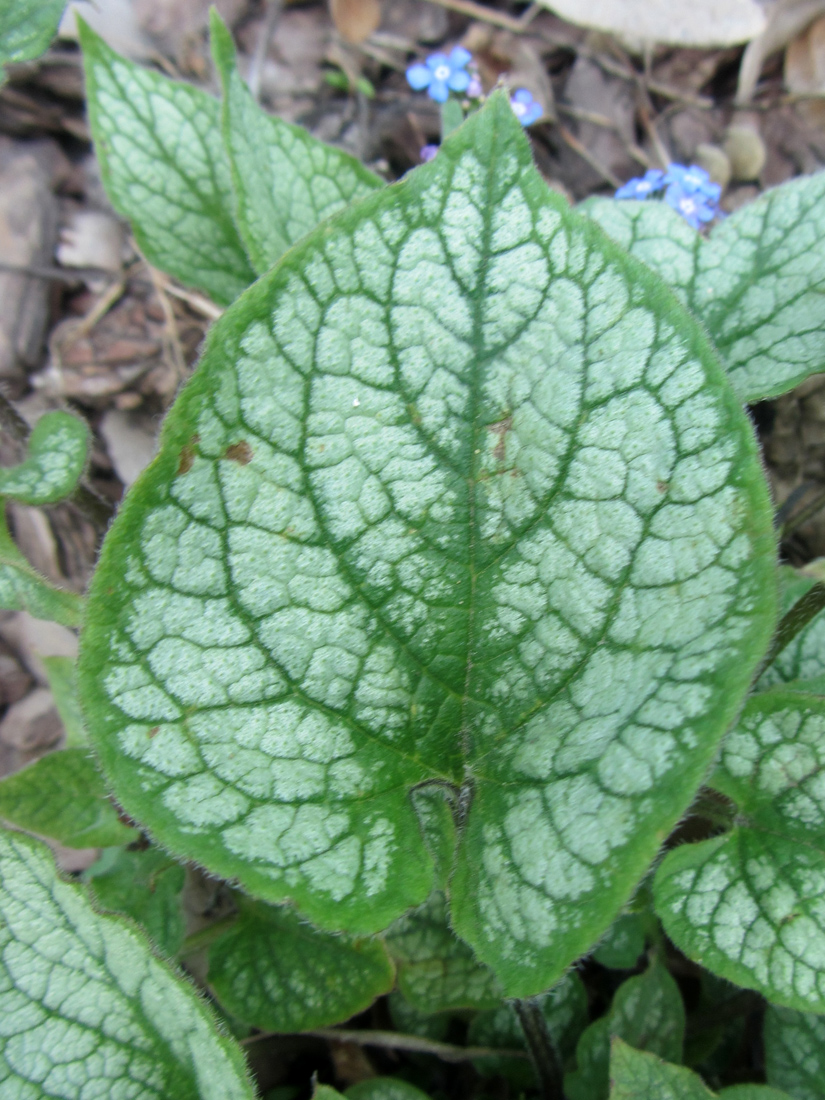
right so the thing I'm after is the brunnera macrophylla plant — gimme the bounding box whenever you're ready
[3,10,825,1100]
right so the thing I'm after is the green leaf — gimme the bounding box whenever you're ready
[584,177,825,403]
[0,511,84,626]
[764,1006,825,1100]
[78,19,255,306]
[758,566,825,690]
[0,748,136,848]
[566,958,685,1100]
[386,892,503,1012]
[655,687,825,1012]
[87,846,186,958]
[346,1080,430,1100]
[608,1037,794,1100]
[592,911,647,969]
[42,655,87,748]
[0,0,65,68]
[468,970,587,1087]
[0,410,89,504]
[210,11,383,276]
[207,896,394,1031]
[0,828,255,1098]
[78,92,777,997]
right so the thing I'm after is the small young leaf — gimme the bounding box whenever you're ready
[87,846,186,958]
[79,92,776,997]
[78,19,256,305]
[0,748,136,848]
[758,566,825,690]
[469,970,587,1087]
[764,1006,825,1100]
[0,828,256,1099]
[584,173,825,403]
[386,892,503,1012]
[0,512,84,626]
[566,959,685,1100]
[655,688,825,1012]
[591,911,646,969]
[211,11,383,276]
[42,655,87,747]
[346,1079,430,1100]
[0,410,89,504]
[207,897,394,1031]
[0,0,65,67]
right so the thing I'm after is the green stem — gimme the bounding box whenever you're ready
[440,97,464,139]
[514,998,566,1100]
[756,581,825,681]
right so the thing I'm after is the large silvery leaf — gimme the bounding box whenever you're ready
[764,1006,825,1100]
[0,410,89,504]
[207,896,394,1030]
[584,173,825,403]
[0,513,84,626]
[0,0,65,68]
[210,11,383,276]
[0,828,255,1099]
[655,688,825,1012]
[0,748,137,848]
[78,21,255,306]
[385,891,503,1012]
[78,92,776,997]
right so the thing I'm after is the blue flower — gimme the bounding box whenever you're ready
[510,88,542,126]
[406,47,472,103]
[614,168,666,200]
[664,163,722,203]
[664,183,718,229]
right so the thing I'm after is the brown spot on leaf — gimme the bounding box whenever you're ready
[147,726,159,739]
[223,440,253,465]
[177,434,200,476]
[657,480,669,494]
[487,416,513,462]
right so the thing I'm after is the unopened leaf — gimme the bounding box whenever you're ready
[79,19,255,305]
[566,958,685,1100]
[386,892,503,1012]
[207,897,394,1031]
[764,1006,825,1100]
[584,173,825,403]
[0,410,88,504]
[88,846,186,958]
[211,11,382,276]
[759,565,825,689]
[0,0,65,67]
[347,1079,430,1100]
[0,512,84,626]
[655,688,825,1012]
[0,828,255,1099]
[78,92,776,997]
[536,0,766,47]
[0,748,136,848]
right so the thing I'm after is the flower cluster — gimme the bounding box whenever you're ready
[615,163,722,229]
[406,49,543,128]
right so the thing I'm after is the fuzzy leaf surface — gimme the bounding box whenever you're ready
[79,93,776,997]
[566,959,685,1100]
[764,1006,825,1100]
[386,891,503,1012]
[655,688,825,1012]
[0,0,65,67]
[207,897,394,1031]
[584,176,825,403]
[79,21,255,305]
[211,11,383,276]
[0,411,89,504]
[0,748,136,848]
[0,514,84,626]
[0,829,255,1099]
[87,847,186,958]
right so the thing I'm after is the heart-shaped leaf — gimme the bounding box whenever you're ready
[79,20,255,305]
[207,896,394,1031]
[764,1006,825,1100]
[210,11,383,276]
[0,828,255,1099]
[0,410,89,505]
[584,175,825,403]
[655,687,825,1012]
[78,93,776,997]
